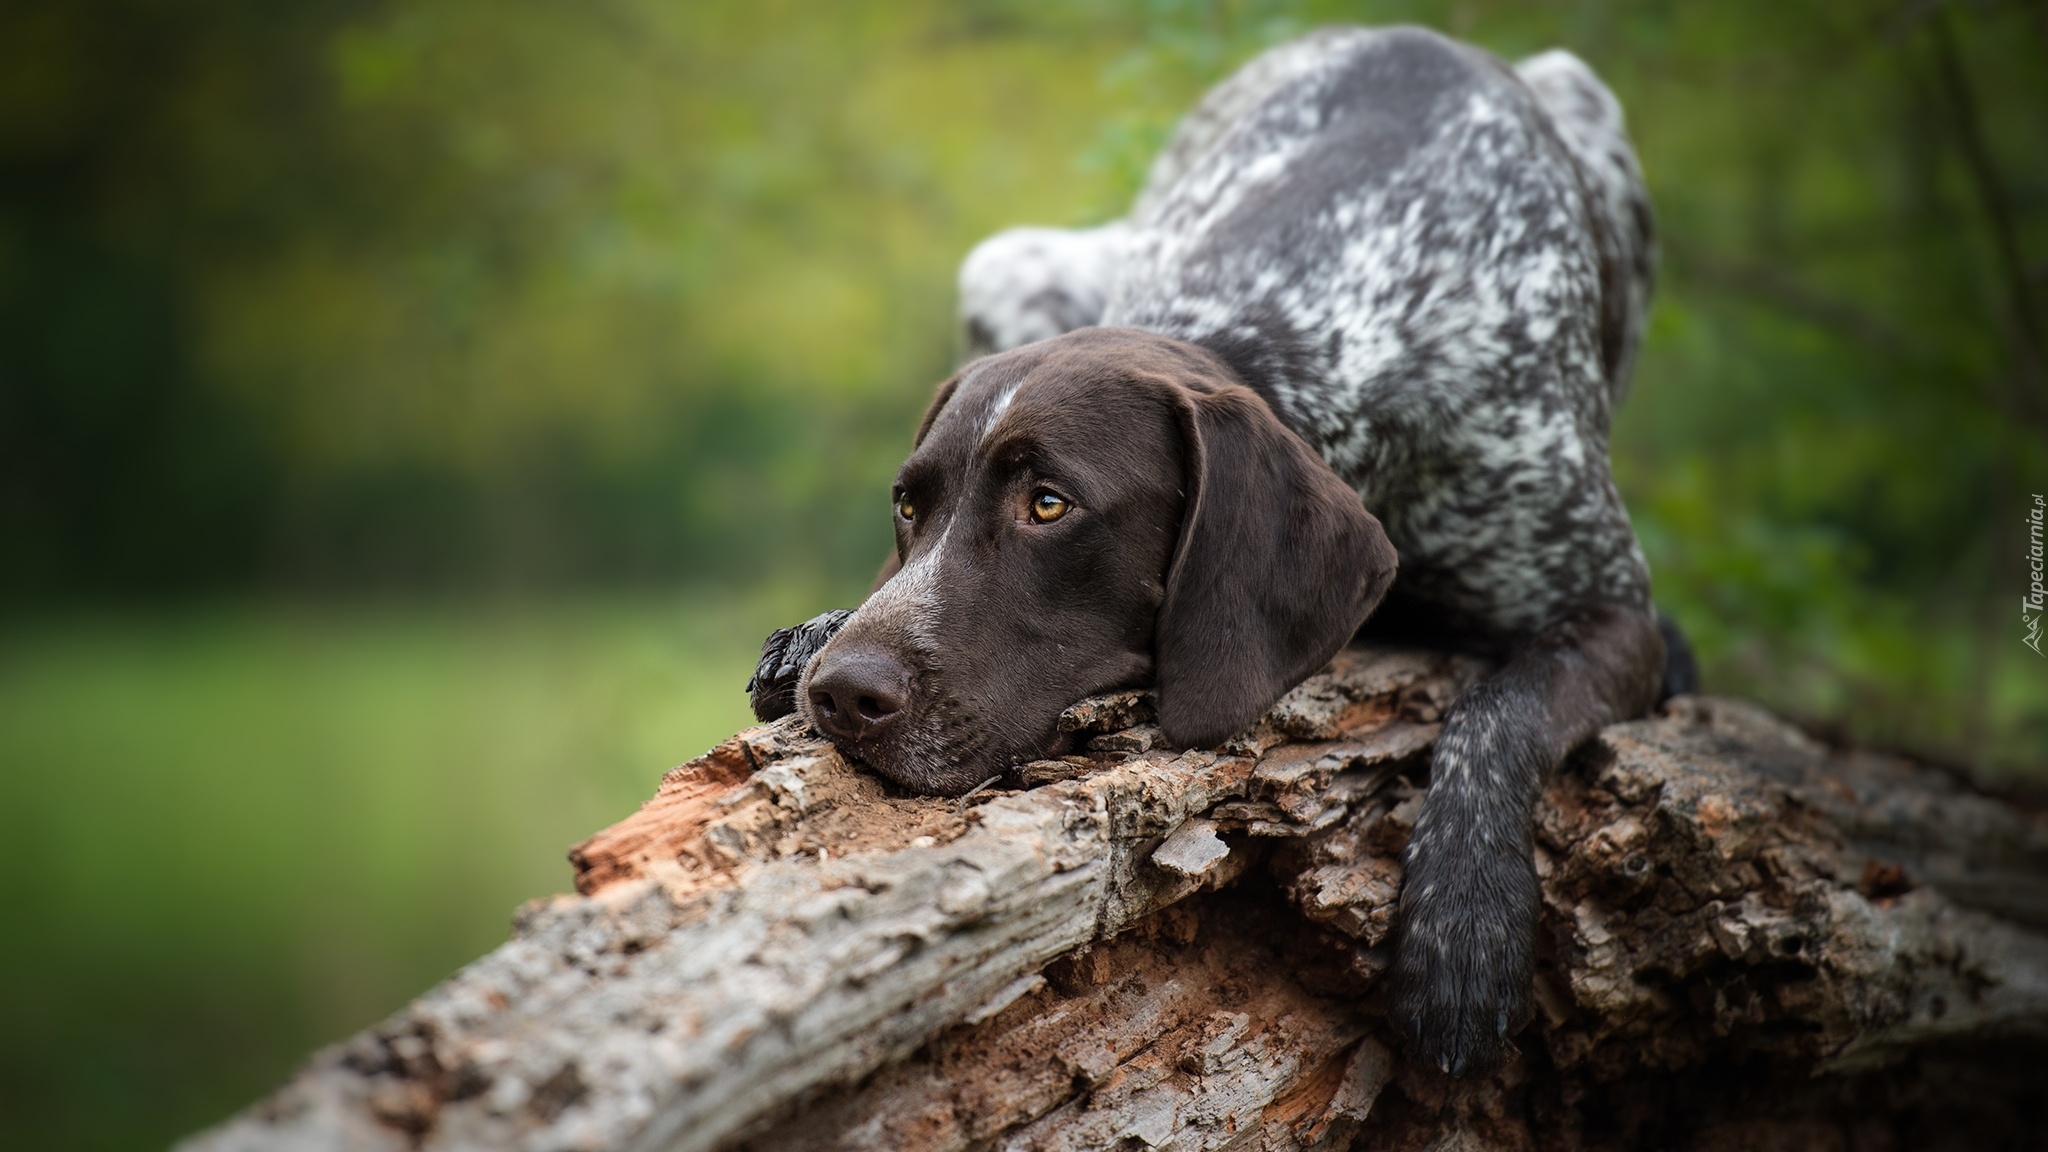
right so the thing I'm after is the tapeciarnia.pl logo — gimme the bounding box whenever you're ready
[2027,493,2045,657]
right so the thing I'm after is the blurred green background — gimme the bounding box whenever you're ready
[3,0,2045,1147]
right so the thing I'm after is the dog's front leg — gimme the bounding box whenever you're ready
[1389,602,1665,1075]
[747,609,854,721]
[747,555,907,721]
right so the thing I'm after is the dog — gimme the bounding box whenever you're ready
[747,25,1692,1076]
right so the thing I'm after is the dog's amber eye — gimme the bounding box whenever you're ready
[895,494,916,522]
[1030,491,1070,523]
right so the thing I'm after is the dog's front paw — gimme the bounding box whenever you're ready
[1386,847,1538,1077]
[746,609,853,721]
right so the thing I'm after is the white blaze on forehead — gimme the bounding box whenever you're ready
[979,378,1028,441]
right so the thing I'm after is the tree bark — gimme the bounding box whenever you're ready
[181,645,2048,1152]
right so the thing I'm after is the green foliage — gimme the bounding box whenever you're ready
[2,0,1145,589]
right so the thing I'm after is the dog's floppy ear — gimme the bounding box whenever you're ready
[912,373,962,448]
[1153,382,1397,747]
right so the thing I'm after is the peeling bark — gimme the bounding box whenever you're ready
[181,645,2048,1152]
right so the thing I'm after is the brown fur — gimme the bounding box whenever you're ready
[795,328,1395,795]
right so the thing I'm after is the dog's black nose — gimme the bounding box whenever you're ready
[807,648,909,742]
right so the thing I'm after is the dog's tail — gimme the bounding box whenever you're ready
[1516,49,1657,407]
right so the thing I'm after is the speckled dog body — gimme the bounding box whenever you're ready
[953,26,1670,1075]
[971,26,1655,639]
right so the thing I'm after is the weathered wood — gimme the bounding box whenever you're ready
[181,645,2048,1152]
[735,892,1395,1152]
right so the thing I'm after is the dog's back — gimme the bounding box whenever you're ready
[1101,26,1652,639]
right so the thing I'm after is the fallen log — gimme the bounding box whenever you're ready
[182,645,2048,1152]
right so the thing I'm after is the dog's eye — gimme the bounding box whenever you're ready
[1029,491,1070,523]
[895,494,916,522]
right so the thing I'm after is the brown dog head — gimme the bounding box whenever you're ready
[798,327,1397,795]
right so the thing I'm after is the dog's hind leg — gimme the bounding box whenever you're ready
[956,223,1129,359]
[1388,602,1665,1075]
[1515,48,1656,407]
[1657,609,1700,700]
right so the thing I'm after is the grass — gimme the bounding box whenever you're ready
[0,583,855,1150]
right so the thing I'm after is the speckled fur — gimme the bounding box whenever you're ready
[958,225,1130,360]
[967,27,1653,637]
[958,26,1669,1076]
